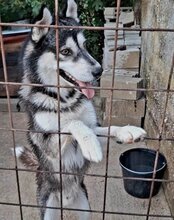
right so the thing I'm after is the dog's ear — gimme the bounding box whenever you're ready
[66,0,79,22]
[31,6,52,43]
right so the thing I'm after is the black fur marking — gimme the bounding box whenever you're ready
[31,86,66,103]
[43,133,51,141]
[80,180,88,199]
[38,191,50,220]
[60,94,86,113]
[16,101,21,112]
[27,136,44,161]
[36,167,59,220]
[28,137,60,189]
[96,122,101,127]
[81,50,96,66]
[72,139,78,151]
[72,34,96,66]
[31,103,57,114]
[66,89,76,99]
[25,96,56,114]
[28,51,44,85]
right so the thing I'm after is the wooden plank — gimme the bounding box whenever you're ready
[0,66,21,97]
[0,98,25,112]
[0,51,20,67]
[0,84,20,97]
[3,42,23,53]
[3,34,27,44]
[0,40,23,97]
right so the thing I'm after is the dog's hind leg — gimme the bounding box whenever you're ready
[71,188,91,220]
[44,193,60,220]
[44,189,90,220]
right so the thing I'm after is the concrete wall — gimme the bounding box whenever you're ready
[141,0,174,215]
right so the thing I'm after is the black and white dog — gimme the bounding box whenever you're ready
[16,0,146,219]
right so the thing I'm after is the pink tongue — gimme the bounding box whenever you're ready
[76,80,95,99]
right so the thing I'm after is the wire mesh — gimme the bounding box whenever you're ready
[0,0,174,219]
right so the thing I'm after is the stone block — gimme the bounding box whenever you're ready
[106,48,140,69]
[104,7,134,25]
[104,39,124,48]
[119,11,134,25]
[103,114,143,127]
[125,30,140,36]
[104,38,141,51]
[100,75,143,100]
[125,38,141,47]
[104,7,133,16]
[104,23,123,38]
[105,97,145,118]
[104,37,141,52]
[103,68,138,77]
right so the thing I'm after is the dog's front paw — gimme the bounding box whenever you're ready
[80,134,102,163]
[68,120,102,162]
[117,125,146,144]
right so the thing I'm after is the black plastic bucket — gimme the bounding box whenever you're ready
[119,148,167,198]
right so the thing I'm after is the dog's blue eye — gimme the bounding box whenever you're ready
[60,49,72,56]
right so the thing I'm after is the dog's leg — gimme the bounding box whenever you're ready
[66,120,102,162]
[71,189,91,220]
[94,125,146,144]
[44,193,60,220]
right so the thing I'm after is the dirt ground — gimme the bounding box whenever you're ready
[0,112,172,220]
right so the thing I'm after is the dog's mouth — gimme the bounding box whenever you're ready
[59,69,95,99]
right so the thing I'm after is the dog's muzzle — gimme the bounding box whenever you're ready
[91,66,103,79]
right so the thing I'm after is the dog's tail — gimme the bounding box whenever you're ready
[11,146,38,168]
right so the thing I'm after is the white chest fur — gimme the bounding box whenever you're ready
[34,100,97,132]
[33,98,98,171]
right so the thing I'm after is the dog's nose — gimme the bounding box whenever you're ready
[92,66,103,79]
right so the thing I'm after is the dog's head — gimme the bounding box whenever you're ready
[29,0,102,99]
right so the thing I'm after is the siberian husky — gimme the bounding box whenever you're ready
[16,0,146,219]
